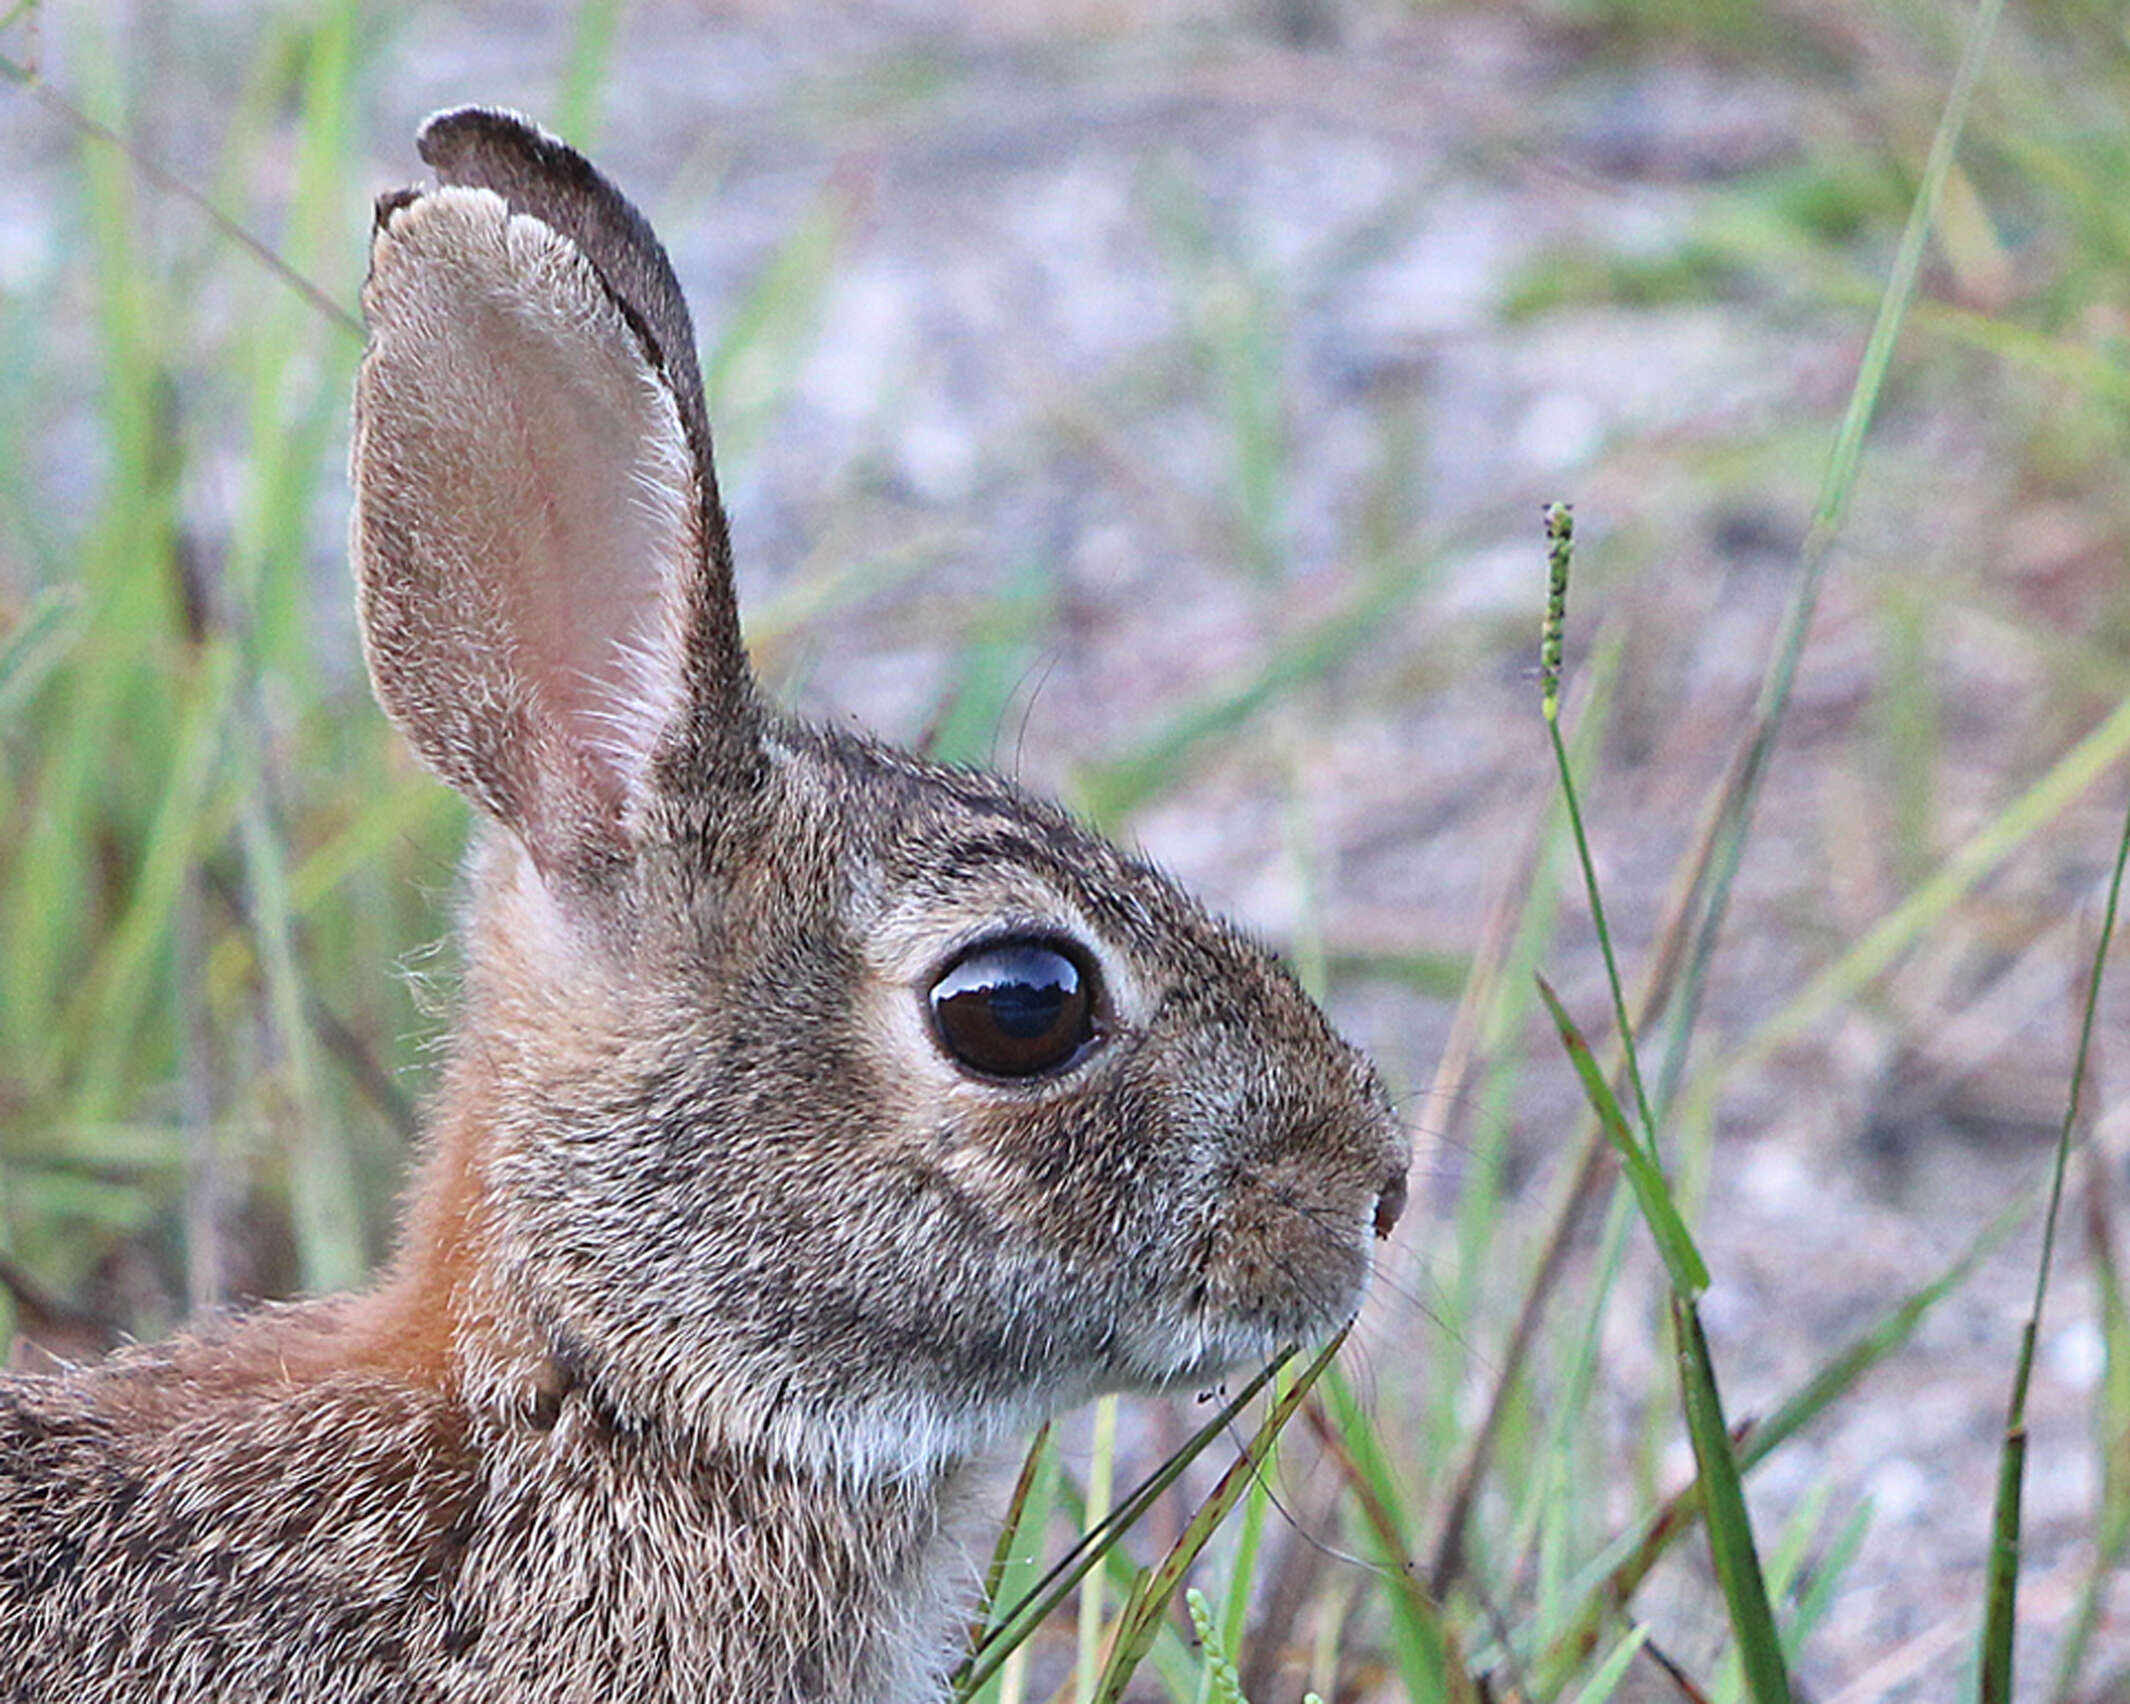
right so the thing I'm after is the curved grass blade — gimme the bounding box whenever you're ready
[0,585,83,724]
[1653,0,2008,1122]
[0,55,361,337]
[965,1421,1056,1668]
[1977,779,2130,1702]
[1539,505,1783,1703]
[1673,1295,1791,1704]
[1570,1624,1651,1704]
[1535,1188,2024,1686]
[1534,974,1706,1299]
[1077,548,1433,827]
[1308,1377,1473,1704]
[1089,1331,1353,1704]
[956,1355,1289,1699]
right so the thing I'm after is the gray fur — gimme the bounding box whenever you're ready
[0,109,1410,1703]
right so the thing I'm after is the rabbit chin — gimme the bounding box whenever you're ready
[1073,1246,1372,1406]
[698,1331,1343,1487]
[475,1277,1363,1490]
[1113,1299,1362,1398]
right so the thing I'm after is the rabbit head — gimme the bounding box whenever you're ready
[356,109,1410,1483]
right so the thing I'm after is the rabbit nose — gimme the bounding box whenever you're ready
[1372,1169,1408,1240]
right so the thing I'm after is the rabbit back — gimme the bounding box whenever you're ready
[0,1310,472,1702]
[0,1308,986,1703]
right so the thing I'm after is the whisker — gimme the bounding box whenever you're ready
[1212,1388,1420,1594]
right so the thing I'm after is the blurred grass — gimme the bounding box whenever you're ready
[5,1,2130,1700]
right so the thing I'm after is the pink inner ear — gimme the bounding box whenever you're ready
[482,288,693,802]
[479,219,694,813]
[354,189,699,866]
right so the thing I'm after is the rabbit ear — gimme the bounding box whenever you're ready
[352,109,756,882]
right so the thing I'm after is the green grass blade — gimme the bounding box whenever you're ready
[1215,1384,1274,1662]
[1672,1295,1791,1704]
[965,1423,1060,1704]
[5,26,163,1067]
[1652,0,2007,1121]
[1977,774,2130,1701]
[1534,974,1707,1298]
[1076,547,1432,826]
[1077,1395,1121,1704]
[0,586,83,724]
[1042,1477,1200,1704]
[1569,1624,1650,1704]
[1427,637,1625,1597]
[0,58,362,338]
[1142,167,1291,584]
[1787,1498,1870,1663]
[1978,1363,2028,1704]
[1312,1375,1469,1704]
[1533,1190,2022,1688]
[956,1355,1289,1698]
[237,768,365,1293]
[970,1422,1055,1647]
[1089,1332,1347,1704]
[1537,504,1655,1151]
[1535,498,1784,1702]
[60,645,236,1114]
[701,187,849,473]
[1746,1197,2022,1471]
[925,558,1055,769]
[1693,688,2130,1115]
[555,0,623,149]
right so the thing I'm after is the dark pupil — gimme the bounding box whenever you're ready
[931,942,1091,1078]
[988,978,1063,1039]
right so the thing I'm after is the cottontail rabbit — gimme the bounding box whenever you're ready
[0,108,1410,1703]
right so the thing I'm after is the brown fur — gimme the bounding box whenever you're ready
[0,109,1409,1703]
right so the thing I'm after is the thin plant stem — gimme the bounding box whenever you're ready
[1434,0,2009,1618]
[0,55,362,339]
[1077,1396,1120,1704]
[1539,511,1788,1704]
[956,1355,1290,1698]
[1977,785,2130,1702]
[1653,0,2008,1121]
[1540,504,1657,1151]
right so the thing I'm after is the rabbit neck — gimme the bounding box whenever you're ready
[354,1084,1000,1702]
[433,1318,995,1701]
[442,1400,997,1703]
[6,1295,993,1704]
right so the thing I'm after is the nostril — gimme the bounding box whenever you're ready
[1372,1169,1409,1240]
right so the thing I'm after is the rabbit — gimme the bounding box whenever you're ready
[0,107,1411,1704]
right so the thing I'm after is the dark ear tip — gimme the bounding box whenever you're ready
[372,185,423,235]
[417,105,591,190]
[417,105,537,161]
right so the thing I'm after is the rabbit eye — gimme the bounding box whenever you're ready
[929,940,1098,1079]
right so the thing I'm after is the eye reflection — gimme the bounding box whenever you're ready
[929,940,1097,1079]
